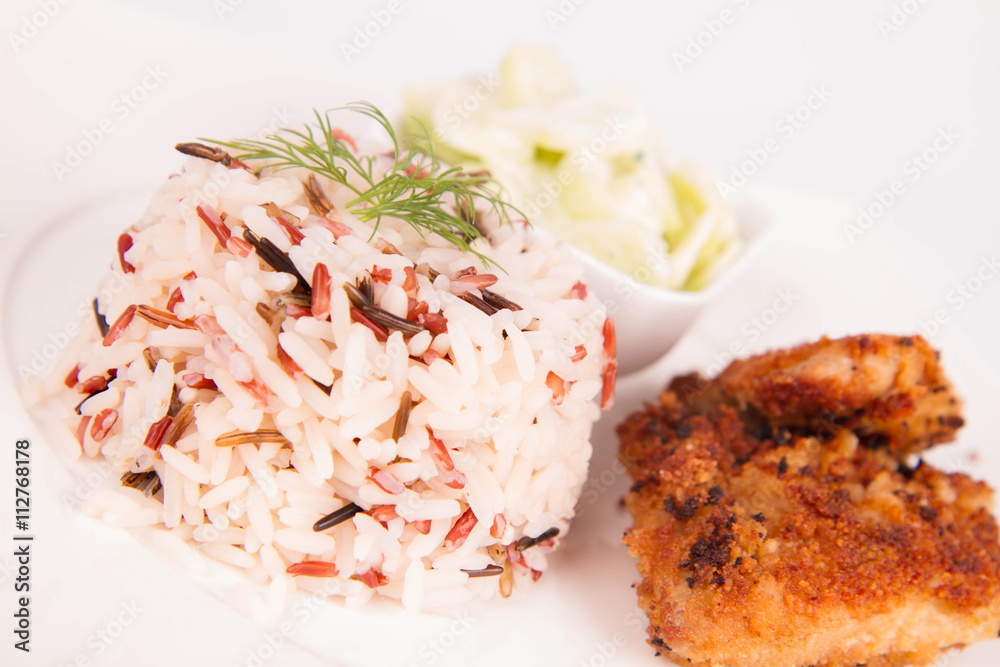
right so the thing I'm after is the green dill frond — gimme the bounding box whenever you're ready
[204,102,524,269]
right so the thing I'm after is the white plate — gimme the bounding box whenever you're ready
[3,184,999,667]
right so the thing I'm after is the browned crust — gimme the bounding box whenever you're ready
[619,334,1000,667]
[670,334,964,455]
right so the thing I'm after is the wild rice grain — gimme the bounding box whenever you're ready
[392,391,412,441]
[162,404,194,448]
[313,503,363,532]
[461,564,504,578]
[215,430,291,448]
[92,298,110,337]
[515,526,560,551]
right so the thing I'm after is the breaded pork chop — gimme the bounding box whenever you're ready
[620,334,1000,667]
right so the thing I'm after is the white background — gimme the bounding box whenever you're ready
[4,0,999,368]
[1,1,999,666]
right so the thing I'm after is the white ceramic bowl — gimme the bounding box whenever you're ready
[570,196,775,375]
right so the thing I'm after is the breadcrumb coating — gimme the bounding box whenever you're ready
[620,334,1000,667]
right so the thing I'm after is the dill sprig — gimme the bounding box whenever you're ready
[205,102,522,268]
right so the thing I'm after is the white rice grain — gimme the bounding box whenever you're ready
[340,327,368,398]
[277,506,321,529]
[215,304,269,359]
[160,464,183,529]
[246,486,275,545]
[407,365,460,413]
[445,319,479,384]
[273,528,335,555]
[302,419,334,481]
[202,543,258,569]
[279,331,334,386]
[237,444,278,499]
[258,543,286,581]
[296,377,340,420]
[503,323,535,383]
[395,497,461,523]
[198,476,250,509]
[103,508,160,528]
[147,328,210,348]
[160,445,211,485]
[209,444,233,486]
[340,396,399,441]
[401,558,425,613]
[149,529,208,577]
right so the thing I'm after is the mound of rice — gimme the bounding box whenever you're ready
[34,132,614,612]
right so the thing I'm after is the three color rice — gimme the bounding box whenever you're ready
[32,131,614,613]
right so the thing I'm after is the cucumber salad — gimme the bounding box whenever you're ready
[402,44,740,291]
